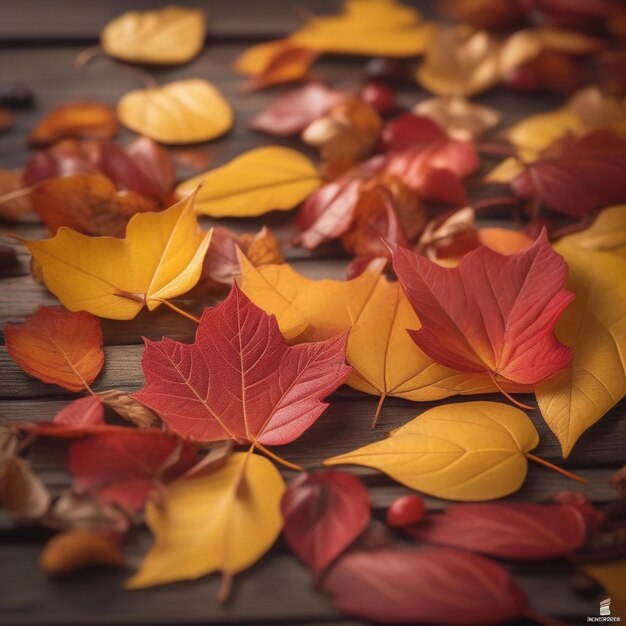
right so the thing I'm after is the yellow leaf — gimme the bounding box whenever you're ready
[101,6,206,65]
[557,205,626,258]
[536,243,626,457]
[239,258,530,413]
[484,156,525,184]
[20,192,211,320]
[117,79,233,144]
[176,147,322,217]
[289,0,434,57]
[127,452,284,589]
[325,401,539,501]
[582,561,626,620]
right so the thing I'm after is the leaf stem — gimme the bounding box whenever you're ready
[217,572,233,605]
[524,452,589,485]
[371,393,387,428]
[154,299,200,324]
[488,371,535,410]
[0,185,36,206]
[253,442,304,472]
[470,196,519,212]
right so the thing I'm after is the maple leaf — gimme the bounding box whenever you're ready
[176,146,321,217]
[281,471,370,573]
[68,428,198,513]
[4,306,104,392]
[392,231,574,389]
[101,6,206,65]
[133,284,351,446]
[20,192,211,320]
[325,401,540,501]
[408,502,587,558]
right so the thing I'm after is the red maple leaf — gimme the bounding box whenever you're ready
[133,285,351,445]
[391,231,573,386]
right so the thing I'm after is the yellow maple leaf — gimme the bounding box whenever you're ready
[176,146,322,217]
[536,242,626,457]
[117,79,233,144]
[20,192,211,320]
[127,452,285,598]
[325,401,539,501]
[101,6,206,65]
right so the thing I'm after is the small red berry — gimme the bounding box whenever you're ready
[360,81,396,114]
[386,494,426,528]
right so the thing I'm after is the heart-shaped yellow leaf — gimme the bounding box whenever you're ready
[117,79,233,144]
[20,192,211,320]
[127,452,284,591]
[535,242,626,457]
[176,146,322,217]
[325,401,539,501]
[101,6,206,65]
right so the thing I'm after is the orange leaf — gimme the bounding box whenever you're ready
[29,101,118,146]
[4,306,104,392]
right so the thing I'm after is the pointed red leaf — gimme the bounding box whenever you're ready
[392,231,573,384]
[133,285,351,445]
[511,130,626,218]
[68,429,197,513]
[322,547,529,625]
[21,396,106,438]
[406,502,587,559]
[281,471,370,573]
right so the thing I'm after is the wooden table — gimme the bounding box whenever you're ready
[1,2,623,624]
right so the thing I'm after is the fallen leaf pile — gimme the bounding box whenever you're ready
[1,0,626,624]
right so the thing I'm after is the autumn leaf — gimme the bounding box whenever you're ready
[101,6,206,65]
[68,429,198,513]
[31,173,156,237]
[133,285,351,446]
[29,101,118,146]
[392,232,573,390]
[20,192,211,320]
[176,146,321,217]
[325,401,539,500]
[117,79,233,144]
[0,169,33,221]
[281,471,370,573]
[535,243,626,457]
[407,502,587,558]
[321,547,529,624]
[4,306,104,392]
[20,396,105,438]
[127,452,284,598]
[97,390,159,428]
[0,457,51,521]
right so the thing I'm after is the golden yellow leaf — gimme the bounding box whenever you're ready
[127,452,284,591]
[176,146,322,217]
[484,156,525,184]
[325,401,539,501]
[20,192,211,320]
[582,561,626,619]
[101,6,206,65]
[239,257,530,416]
[557,205,626,258]
[289,0,434,57]
[117,79,233,144]
[535,243,626,457]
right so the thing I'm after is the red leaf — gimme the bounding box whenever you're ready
[281,471,370,573]
[68,429,197,513]
[406,502,587,559]
[322,547,529,625]
[133,285,351,445]
[21,396,106,438]
[250,83,348,136]
[392,231,573,385]
[511,130,626,218]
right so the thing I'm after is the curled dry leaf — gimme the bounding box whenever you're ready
[0,169,33,222]
[281,471,370,573]
[32,173,156,237]
[40,530,126,576]
[325,401,539,501]
[118,79,233,144]
[97,389,159,428]
[392,232,573,387]
[4,306,104,392]
[134,285,351,445]
[101,6,205,65]
[321,547,529,625]
[407,502,587,558]
[0,456,51,521]
[176,146,321,218]
[127,452,285,597]
[29,101,118,146]
[20,193,211,319]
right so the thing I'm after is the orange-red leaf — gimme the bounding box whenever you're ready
[4,306,104,392]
